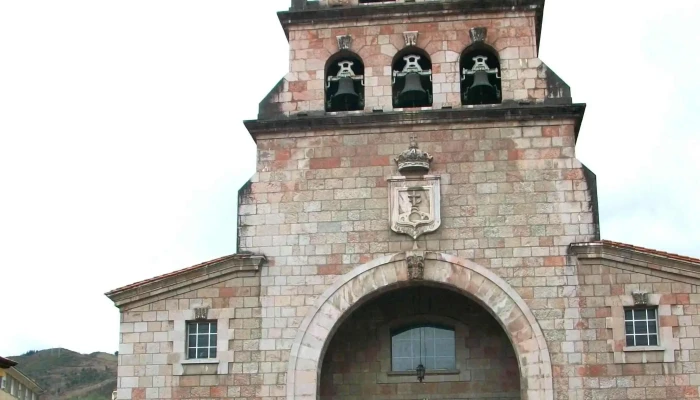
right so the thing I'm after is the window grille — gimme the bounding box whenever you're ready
[187,321,217,359]
[391,324,455,371]
[625,307,658,346]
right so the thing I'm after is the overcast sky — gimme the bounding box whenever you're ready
[0,0,698,357]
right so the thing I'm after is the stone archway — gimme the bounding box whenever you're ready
[287,251,553,400]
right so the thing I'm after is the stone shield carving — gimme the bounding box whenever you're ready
[388,176,441,240]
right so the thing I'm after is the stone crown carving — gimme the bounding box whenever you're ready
[394,136,433,173]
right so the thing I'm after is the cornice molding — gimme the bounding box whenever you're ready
[280,0,546,52]
[570,242,700,286]
[106,255,266,310]
[245,103,586,141]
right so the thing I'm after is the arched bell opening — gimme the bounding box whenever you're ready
[325,50,365,112]
[319,285,522,400]
[460,44,502,106]
[392,46,433,108]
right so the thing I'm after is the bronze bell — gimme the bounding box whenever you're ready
[330,76,360,111]
[398,72,429,107]
[465,70,499,105]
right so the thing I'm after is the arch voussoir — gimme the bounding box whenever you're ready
[287,252,553,400]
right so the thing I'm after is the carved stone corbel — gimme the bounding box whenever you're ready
[403,31,419,47]
[406,252,425,280]
[337,35,353,51]
[632,291,649,306]
[194,307,210,320]
[469,27,488,43]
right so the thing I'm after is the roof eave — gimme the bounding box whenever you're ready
[105,254,266,309]
[570,241,700,284]
[0,356,17,368]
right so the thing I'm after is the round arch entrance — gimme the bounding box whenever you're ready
[287,252,553,400]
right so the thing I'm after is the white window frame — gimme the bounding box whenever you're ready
[607,293,679,363]
[624,307,659,347]
[0,376,5,390]
[170,307,234,376]
[186,320,218,360]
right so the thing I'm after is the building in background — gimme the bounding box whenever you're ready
[0,356,42,400]
[107,1,700,399]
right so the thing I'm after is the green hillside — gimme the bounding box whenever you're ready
[10,349,117,400]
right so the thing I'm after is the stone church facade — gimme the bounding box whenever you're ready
[106,1,700,400]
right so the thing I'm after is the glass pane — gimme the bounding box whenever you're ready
[425,339,435,357]
[625,322,634,335]
[187,324,195,335]
[634,309,646,320]
[188,348,196,359]
[636,335,648,346]
[411,338,421,359]
[435,339,454,357]
[649,335,658,346]
[435,356,455,370]
[189,334,197,346]
[434,327,453,339]
[199,334,209,347]
[648,308,656,319]
[197,348,208,358]
[625,309,633,320]
[200,323,210,334]
[210,323,217,333]
[626,335,634,346]
[648,321,657,334]
[393,357,412,371]
[423,327,435,341]
[393,330,408,341]
[634,321,648,334]
[209,348,217,358]
[393,340,412,358]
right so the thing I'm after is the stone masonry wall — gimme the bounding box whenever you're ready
[550,260,700,400]
[115,272,264,400]
[266,11,544,115]
[240,118,596,400]
[319,286,520,400]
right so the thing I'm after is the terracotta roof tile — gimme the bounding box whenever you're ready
[589,240,700,265]
[105,253,257,296]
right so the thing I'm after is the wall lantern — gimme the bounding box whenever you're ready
[416,363,426,382]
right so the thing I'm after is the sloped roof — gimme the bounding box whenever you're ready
[105,252,266,309]
[106,254,242,296]
[0,356,17,368]
[575,240,700,266]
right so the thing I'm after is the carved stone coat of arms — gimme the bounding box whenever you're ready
[388,176,441,240]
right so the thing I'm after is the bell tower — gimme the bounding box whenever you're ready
[242,2,597,399]
[253,0,574,118]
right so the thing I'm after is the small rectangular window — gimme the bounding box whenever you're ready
[187,321,217,359]
[0,376,5,390]
[624,307,658,347]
